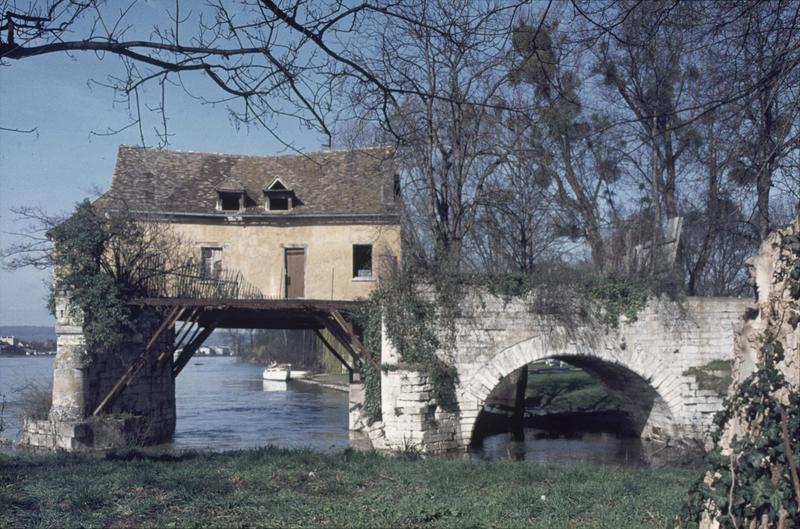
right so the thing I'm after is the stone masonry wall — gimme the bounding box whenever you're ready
[371,294,751,453]
[21,298,176,450]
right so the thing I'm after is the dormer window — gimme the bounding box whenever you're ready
[264,177,295,212]
[218,192,243,211]
[268,179,287,191]
[215,178,245,212]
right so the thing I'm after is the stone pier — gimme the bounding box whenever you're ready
[21,298,176,450]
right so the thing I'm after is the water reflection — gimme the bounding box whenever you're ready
[470,427,702,467]
[472,428,647,465]
[262,380,288,392]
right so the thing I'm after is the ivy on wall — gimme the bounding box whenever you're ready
[679,226,800,529]
[482,268,682,327]
[49,200,184,356]
[682,359,734,396]
[355,297,384,424]
[355,265,677,425]
[679,338,800,528]
[49,201,142,355]
[355,268,466,424]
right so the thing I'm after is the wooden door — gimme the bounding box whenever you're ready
[285,248,305,298]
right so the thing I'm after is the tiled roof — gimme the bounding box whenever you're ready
[214,177,245,192]
[96,145,399,217]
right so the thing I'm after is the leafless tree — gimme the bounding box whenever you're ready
[508,20,623,269]
[3,0,799,292]
[717,2,800,240]
[2,196,195,297]
[342,0,525,272]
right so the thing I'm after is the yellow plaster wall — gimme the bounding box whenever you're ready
[169,220,401,300]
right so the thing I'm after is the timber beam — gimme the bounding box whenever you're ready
[313,329,354,375]
[318,310,381,374]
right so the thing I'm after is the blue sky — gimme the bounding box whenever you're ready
[0,45,325,326]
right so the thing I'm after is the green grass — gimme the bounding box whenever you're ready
[526,368,620,413]
[0,447,697,528]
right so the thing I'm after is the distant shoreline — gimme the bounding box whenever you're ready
[0,353,55,358]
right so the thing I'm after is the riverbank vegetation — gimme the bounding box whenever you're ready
[228,328,343,373]
[485,364,620,416]
[525,366,619,414]
[1,447,695,529]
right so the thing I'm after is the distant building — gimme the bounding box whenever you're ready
[197,345,234,356]
[0,336,20,347]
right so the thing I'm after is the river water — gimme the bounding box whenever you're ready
[0,356,678,466]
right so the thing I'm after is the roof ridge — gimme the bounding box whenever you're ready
[117,144,394,159]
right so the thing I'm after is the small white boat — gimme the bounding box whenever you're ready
[290,370,309,379]
[263,363,291,381]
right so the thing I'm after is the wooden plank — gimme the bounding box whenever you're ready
[172,326,215,378]
[320,318,358,360]
[92,357,144,416]
[313,329,354,374]
[156,308,200,365]
[174,324,204,363]
[174,308,201,350]
[331,310,365,355]
[130,297,365,312]
[145,306,184,352]
[322,312,381,373]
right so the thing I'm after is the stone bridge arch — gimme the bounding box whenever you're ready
[374,296,751,453]
[457,329,684,446]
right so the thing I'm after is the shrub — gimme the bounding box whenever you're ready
[16,382,53,420]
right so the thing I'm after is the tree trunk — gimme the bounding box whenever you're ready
[510,365,528,442]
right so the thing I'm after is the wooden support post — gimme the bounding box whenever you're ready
[325,310,382,375]
[321,319,361,366]
[313,329,354,374]
[92,357,146,416]
[330,310,365,355]
[172,326,214,378]
[174,308,201,350]
[156,308,202,365]
[145,306,184,352]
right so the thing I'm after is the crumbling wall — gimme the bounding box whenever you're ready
[696,217,800,529]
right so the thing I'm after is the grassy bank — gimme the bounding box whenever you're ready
[526,368,619,413]
[1,447,695,528]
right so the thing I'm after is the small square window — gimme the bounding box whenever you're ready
[353,245,373,279]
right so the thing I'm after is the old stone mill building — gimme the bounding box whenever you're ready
[22,145,752,453]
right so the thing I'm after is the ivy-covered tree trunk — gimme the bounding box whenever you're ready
[681,216,799,529]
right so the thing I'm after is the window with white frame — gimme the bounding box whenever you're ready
[201,247,223,279]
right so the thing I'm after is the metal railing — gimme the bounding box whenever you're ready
[132,260,268,300]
